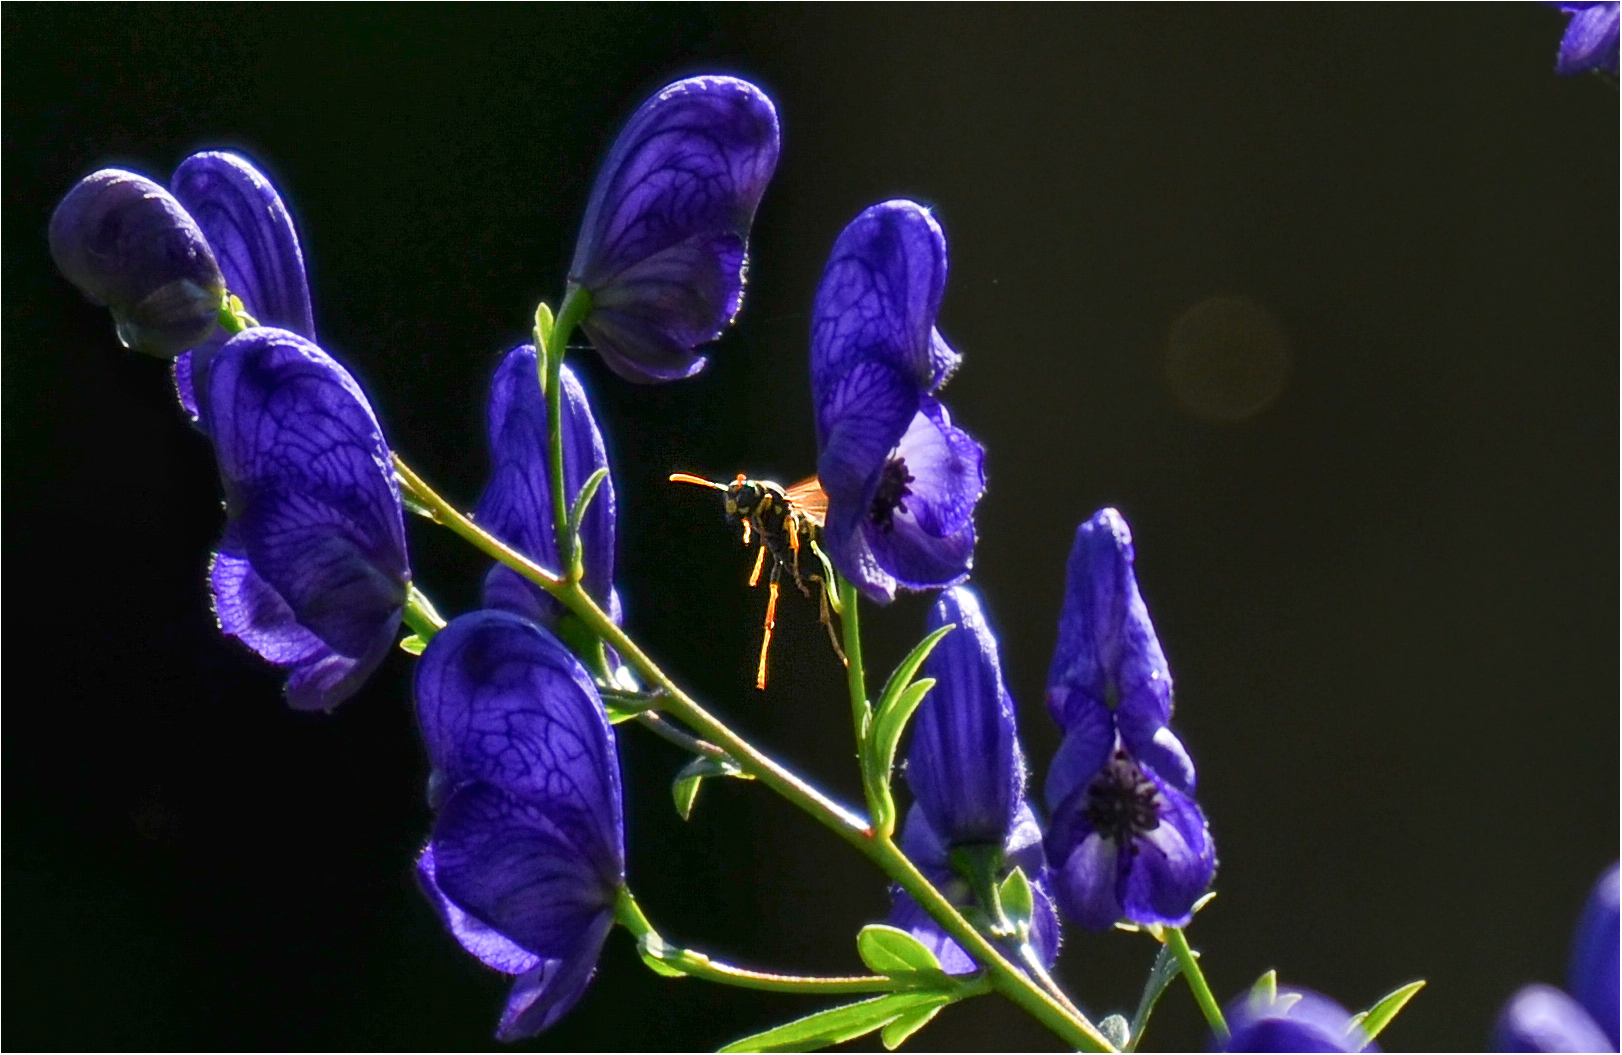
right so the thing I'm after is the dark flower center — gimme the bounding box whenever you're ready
[868,456,915,533]
[1085,751,1161,848]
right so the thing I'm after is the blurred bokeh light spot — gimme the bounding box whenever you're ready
[1165,296,1291,422]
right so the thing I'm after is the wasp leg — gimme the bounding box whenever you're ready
[747,543,767,588]
[756,564,781,691]
[818,578,848,667]
[785,517,812,597]
[741,519,752,547]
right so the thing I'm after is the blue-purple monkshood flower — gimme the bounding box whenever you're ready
[1494,863,1620,1052]
[475,347,619,630]
[414,610,625,1041]
[569,75,780,384]
[1548,3,1620,76]
[169,151,315,421]
[1043,508,1216,931]
[810,200,986,605]
[888,587,1060,974]
[49,169,226,358]
[1214,987,1377,1053]
[202,327,411,711]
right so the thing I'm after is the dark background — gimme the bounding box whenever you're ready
[5,5,1616,1051]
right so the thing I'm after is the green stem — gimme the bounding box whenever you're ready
[543,286,593,580]
[392,457,1112,1052]
[840,578,871,738]
[632,711,733,763]
[1166,927,1227,1040]
[614,888,897,995]
[401,585,447,640]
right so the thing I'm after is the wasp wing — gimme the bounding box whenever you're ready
[785,475,828,527]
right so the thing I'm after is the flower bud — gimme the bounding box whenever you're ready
[49,169,225,358]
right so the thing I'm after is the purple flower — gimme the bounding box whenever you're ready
[475,347,619,629]
[202,328,410,711]
[414,610,625,1041]
[570,76,780,383]
[889,587,1058,974]
[1216,988,1376,1053]
[49,169,225,358]
[1549,3,1620,75]
[169,151,314,421]
[1494,863,1620,1052]
[810,201,985,604]
[1043,509,1215,931]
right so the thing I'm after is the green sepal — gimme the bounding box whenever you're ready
[856,924,947,981]
[879,998,951,1050]
[1249,969,1277,1005]
[672,754,751,821]
[717,992,953,1053]
[998,867,1034,931]
[1098,1013,1131,1051]
[638,932,690,978]
[1350,980,1424,1045]
[398,634,427,656]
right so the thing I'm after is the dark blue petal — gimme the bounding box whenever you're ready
[416,843,544,975]
[1119,772,1216,928]
[907,587,1022,846]
[49,169,224,358]
[414,610,624,883]
[1049,825,1124,932]
[1494,984,1614,1053]
[1048,509,1175,748]
[205,329,409,659]
[1221,989,1373,1053]
[496,913,614,1041]
[1568,863,1620,1049]
[1041,699,1115,821]
[571,76,779,383]
[170,151,314,420]
[891,399,984,538]
[476,350,616,626]
[809,200,949,402]
[431,781,617,961]
[1556,2,1620,74]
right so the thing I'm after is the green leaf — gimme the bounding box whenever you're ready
[567,467,611,553]
[856,925,946,979]
[534,300,555,349]
[879,998,950,1050]
[870,678,937,787]
[1126,942,1183,1051]
[1249,969,1277,1005]
[998,867,1034,930]
[671,754,750,821]
[1098,1013,1131,1051]
[873,624,955,719]
[398,634,427,656]
[400,493,439,521]
[718,992,950,1053]
[1353,980,1425,1045]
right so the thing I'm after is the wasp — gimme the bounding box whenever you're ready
[668,472,847,689]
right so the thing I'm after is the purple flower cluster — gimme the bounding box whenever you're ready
[1217,987,1377,1053]
[1549,2,1620,75]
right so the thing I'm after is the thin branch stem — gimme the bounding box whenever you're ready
[633,711,733,763]
[1167,927,1228,1040]
[544,286,593,578]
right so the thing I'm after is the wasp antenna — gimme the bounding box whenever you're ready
[668,472,727,490]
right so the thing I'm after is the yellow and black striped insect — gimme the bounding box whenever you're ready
[669,472,846,689]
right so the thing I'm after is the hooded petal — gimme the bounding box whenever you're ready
[476,349,616,626]
[1568,863,1620,1049]
[49,168,224,358]
[430,781,618,961]
[1047,509,1175,743]
[1222,989,1375,1053]
[496,913,614,1042]
[414,610,624,883]
[570,76,779,383]
[809,200,949,403]
[204,329,409,660]
[907,587,1022,846]
[1555,2,1620,75]
[1494,984,1614,1053]
[170,151,314,419]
